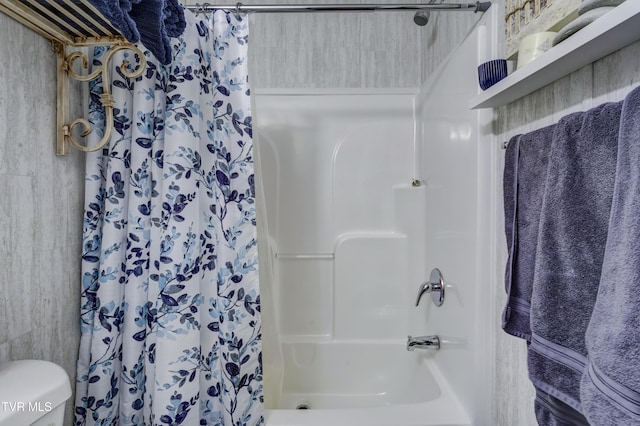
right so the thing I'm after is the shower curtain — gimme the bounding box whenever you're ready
[74,10,263,426]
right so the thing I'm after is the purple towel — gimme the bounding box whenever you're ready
[580,85,640,425]
[502,125,555,342]
[163,0,187,38]
[527,100,622,423]
[88,0,139,42]
[88,0,186,65]
[129,0,186,64]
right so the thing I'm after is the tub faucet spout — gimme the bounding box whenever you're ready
[407,335,440,351]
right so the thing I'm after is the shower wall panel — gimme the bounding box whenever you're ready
[413,9,493,423]
[334,234,409,339]
[276,257,334,336]
[255,91,417,340]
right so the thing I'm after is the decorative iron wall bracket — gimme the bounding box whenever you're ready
[0,0,146,155]
[55,42,146,155]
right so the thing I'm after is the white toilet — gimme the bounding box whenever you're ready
[0,360,72,426]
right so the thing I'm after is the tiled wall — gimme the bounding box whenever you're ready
[0,12,85,425]
[493,38,640,426]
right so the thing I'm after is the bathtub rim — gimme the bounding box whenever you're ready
[264,355,471,426]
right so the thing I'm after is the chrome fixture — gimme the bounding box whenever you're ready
[415,268,445,307]
[413,0,437,26]
[186,2,493,15]
[407,335,441,351]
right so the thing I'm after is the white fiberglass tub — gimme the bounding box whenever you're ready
[264,341,471,426]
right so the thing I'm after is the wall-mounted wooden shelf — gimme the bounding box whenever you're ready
[471,0,640,109]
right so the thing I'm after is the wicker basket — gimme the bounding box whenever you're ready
[505,0,581,59]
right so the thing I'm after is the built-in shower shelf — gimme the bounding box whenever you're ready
[471,0,640,109]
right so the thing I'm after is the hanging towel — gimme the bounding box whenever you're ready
[128,0,172,64]
[88,0,186,65]
[502,125,555,341]
[535,389,590,426]
[129,0,186,65]
[526,100,622,423]
[86,0,139,42]
[580,85,640,425]
[164,0,187,38]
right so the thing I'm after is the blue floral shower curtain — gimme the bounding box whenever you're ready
[74,10,262,426]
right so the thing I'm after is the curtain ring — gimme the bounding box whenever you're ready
[201,3,211,15]
[234,2,243,18]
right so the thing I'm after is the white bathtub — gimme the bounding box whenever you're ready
[264,341,471,426]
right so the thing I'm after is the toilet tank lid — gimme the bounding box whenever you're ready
[0,360,72,418]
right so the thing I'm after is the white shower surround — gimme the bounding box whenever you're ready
[254,8,497,425]
[265,343,470,426]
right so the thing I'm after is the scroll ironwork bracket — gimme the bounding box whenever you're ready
[0,0,148,156]
[55,41,146,155]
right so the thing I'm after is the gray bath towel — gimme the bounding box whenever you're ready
[527,100,622,422]
[580,85,640,425]
[503,125,555,341]
[535,389,589,425]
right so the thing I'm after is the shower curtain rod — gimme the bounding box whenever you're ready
[185,1,491,14]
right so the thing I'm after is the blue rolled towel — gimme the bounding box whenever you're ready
[87,0,140,42]
[580,85,640,425]
[164,0,187,38]
[128,0,171,64]
[129,0,186,65]
[132,0,187,63]
[527,100,622,422]
[502,125,555,342]
[88,0,186,65]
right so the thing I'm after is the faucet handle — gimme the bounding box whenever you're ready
[415,268,445,307]
[415,281,433,306]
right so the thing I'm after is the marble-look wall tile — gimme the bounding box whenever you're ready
[184,0,427,88]
[0,11,85,426]
[0,176,35,345]
[592,40,640,106]
[359,8,422,87]
[551,65,594,121]
[496,64,594,146]
[37,246,81,426]
[278,12,362,88]
[420,11,481,82]
[0,17,56,177]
